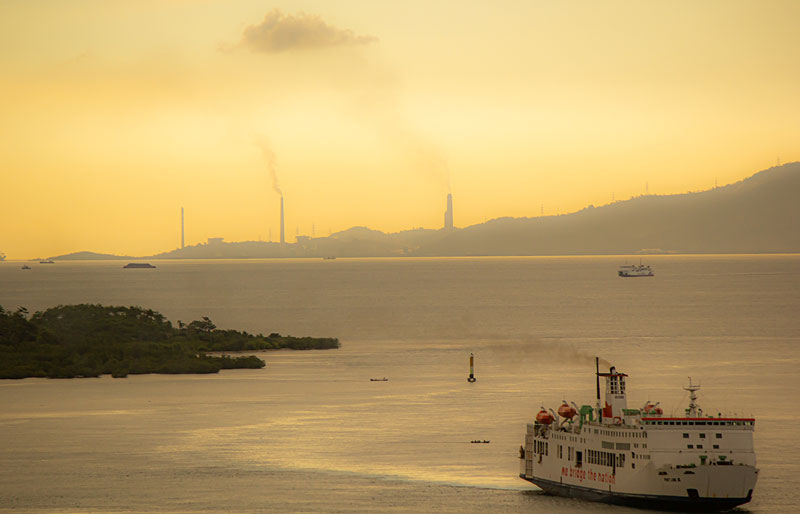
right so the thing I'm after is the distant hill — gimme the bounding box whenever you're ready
[49,163,800,259]
[50,251,131,261]
[412,163,800,255]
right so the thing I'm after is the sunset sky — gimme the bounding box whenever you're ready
[1,0,799,258]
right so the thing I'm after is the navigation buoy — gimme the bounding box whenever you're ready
[467,353,477,382]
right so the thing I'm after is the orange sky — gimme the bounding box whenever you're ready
[1,1,799,258]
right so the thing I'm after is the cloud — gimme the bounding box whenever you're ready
[236,9,378,54]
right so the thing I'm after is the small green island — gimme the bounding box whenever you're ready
[0,304,339,379]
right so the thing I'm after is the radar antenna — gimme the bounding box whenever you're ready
[684,377,701,417]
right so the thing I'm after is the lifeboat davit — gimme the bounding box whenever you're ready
[558,402,577,420]
[536,408,555,425]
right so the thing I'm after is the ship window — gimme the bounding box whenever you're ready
[683,433,689,438]
[716,434,722,438]
[687,444,694,449]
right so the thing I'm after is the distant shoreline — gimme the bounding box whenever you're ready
[6,162,797,262]
[6,251,799,263]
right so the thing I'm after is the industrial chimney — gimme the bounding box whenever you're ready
[181,207,185,249]
[444,193,454,230]
[280,196,285,244]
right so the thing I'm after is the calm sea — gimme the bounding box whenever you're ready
[0,256,798,513]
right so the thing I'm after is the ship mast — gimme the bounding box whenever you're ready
[595,357,602,422]
[684,377,701,417]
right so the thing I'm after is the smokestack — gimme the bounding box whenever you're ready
[280,196,285,244]
[181,207,185,249]
[444,193,454,230]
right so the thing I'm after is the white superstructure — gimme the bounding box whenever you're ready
[519,362,757,511]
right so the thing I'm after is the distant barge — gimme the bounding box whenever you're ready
[123,263,156,269]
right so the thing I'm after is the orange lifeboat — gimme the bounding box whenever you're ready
[643,403,663,415]
[535,408,555,425]
[558,402,577,420]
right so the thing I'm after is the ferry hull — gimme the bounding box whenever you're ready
[522,475,752,512]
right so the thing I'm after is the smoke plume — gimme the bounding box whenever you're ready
[484,338,613,371]
[352,86,452,194]
[254,135,281,196]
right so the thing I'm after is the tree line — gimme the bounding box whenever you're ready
[0,304,339,379]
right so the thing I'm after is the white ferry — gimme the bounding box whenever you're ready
[520,361,757,511]
[618,263,654,277]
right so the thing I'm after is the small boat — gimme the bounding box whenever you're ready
[471,440,491,444]
[370,377,388,381]
[323,256,336,260]
[123,263,156,269]
[39,260,55,264]
[618,261,653,277]
[21,265,31,270]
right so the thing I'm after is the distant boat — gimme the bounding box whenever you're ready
[618,262,653,277]
[123,263,156,269]
[323,256,336,260]
[39,260,55,264]
[370,377,388,381]
[21,265,31,270]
